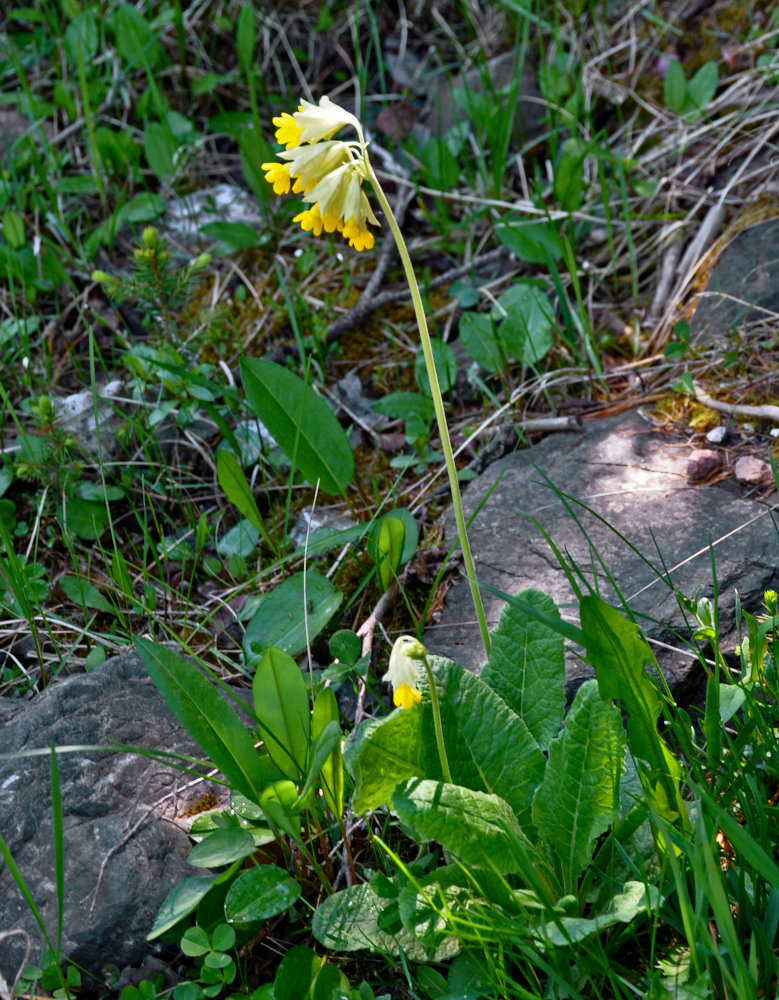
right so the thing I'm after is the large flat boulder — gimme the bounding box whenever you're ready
[0,652,225,984]
[425,408,778,701]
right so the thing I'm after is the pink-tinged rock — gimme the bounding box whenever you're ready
[687,449,723,482]
[734,455,774,485]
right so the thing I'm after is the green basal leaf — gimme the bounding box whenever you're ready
[272,945,349,1000]
[482,588,565,751]
[147,875,220,940]
[240,358,354,495]
[458,311,504,374]
[312,688,344,817]
[376,515,405,591]
[243,571,342,665]
[536,881,661,947]
[415,338,457,396]
[392,778,526,874]
[135,638,265,804]
[252,646,311,780]
[223,864,301,924]
[494,281,555,366]
[532,680,624,893]
[663,58,687,114]
[59,575,115,615]
[186,828,258,868]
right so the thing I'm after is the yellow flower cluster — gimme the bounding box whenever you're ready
[261,96,379,252]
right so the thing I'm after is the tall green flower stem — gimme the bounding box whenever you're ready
[420,651,452,784]
[365,161,491,658]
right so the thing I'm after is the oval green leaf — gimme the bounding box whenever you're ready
[223,864,300,924]
[187,827,258,868]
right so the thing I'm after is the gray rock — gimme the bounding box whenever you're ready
[425,408,778,702]
[690,219,779,345]
[53,380,137,463]
[0,652,228,982]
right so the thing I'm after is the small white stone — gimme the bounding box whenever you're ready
[706,425,727,443]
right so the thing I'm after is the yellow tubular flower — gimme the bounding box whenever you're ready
[261,161,292,195]
[294,95,360,144]
[293,204,325,236]
[272,112,303,149]
[343,219,374,251]
[383,636,426,709]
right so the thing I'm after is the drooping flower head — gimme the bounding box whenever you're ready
[383,636,426,709]
[261,95,379,252]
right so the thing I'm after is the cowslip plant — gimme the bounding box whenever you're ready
[261,95,490,657]
[312,587,685,984]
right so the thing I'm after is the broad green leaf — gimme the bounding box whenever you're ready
[186,828,257,868]
[272,945,349,1000]
[392,778,525,874]
[200,221,262,253]
[59,575,115,614]
[312,688,344,817]
[532,680,624,893]
[112,3,162,69]
[458,311,504,373]
[376,516,405,590]
[143,122,179,182]
[252,646,310,779]
[63,497,109,540]
[481,588,565,750]
[147,875,220,939]
[371,391,434,423]
[243,572,342,665]
[312,882,458,961]
[494,220,564,265]
[663,58,687,114]
[537,881,661,947]
[415,338,457,396]
[2,209,26,249]
[329,629,361,666]
[495,281,555,366]
[189,809,275,849]
[259,780,301,841]
[216,519,259,557]
[240,358,354,495]
[135,637,264,804]
[223,864,300,924]
[688,62,719,110]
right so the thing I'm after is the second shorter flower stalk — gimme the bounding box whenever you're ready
[365,165,491,659]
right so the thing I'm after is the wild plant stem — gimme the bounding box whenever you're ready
[420,653,452,783]
[365,161,491,659]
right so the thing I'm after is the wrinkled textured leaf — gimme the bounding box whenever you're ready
[481,588,565,750]
[312,882,458,961]
[532,680,624,892]
[135,638,264,804]
[223,864,300,923]
[427,656,546,831]
[392,778,525,874]
[240,358,354,495]
[352,656,545,829]
[350,706,433,813]
[537,881,661,947]
[252,646,311,780]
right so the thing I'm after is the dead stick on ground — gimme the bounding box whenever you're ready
[693,384,779,423]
